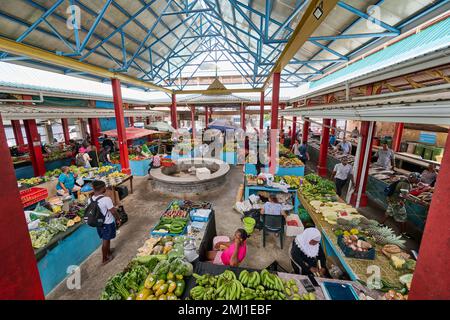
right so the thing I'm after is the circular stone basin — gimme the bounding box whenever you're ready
[150,157,230,198]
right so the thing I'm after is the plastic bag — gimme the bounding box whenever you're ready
[76,177,84,186]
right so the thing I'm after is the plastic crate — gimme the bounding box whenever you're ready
[190,209,211,222]
[20,187,48,208]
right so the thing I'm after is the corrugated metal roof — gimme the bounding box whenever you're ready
[308,16,450,93]
[0,0,445,90]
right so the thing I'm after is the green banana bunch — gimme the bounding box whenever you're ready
[260,270,285,292]
[202,287,216,300]
[238,270,250,286]
[190,286,206,300]
[216,278,243,300]
[193,273,217,287]
[255,285,266,299]
[240,287,256,300]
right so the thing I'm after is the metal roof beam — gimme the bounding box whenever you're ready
[0,36,172,93]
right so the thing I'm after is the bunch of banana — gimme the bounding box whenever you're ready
[260,269,285,292]
[254,285,266,300]
[264,289,287,300]
[202,287,216,300]
[285,279,299,297]
[216,279,244,300]
[216,270,236,288]
[239,270,260,288]
[190,286,206,300]
[193,273,217,287]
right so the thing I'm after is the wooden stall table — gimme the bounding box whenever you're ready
[297,191,405,287]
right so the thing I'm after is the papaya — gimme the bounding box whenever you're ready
[158,294,167,300]
[167,280,177,293]
[174,279,185,297]
[136,288,151,300]
[144,274,157,289]
[152,279,165,292]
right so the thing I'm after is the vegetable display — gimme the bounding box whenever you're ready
[279,157,304,167]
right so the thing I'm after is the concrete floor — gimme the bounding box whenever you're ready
[47,166,292,300]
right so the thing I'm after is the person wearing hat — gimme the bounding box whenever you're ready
[375,142,395,170]
[382,173,420,235]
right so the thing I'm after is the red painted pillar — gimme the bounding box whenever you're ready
[171,94,178,129]
[270,73,281,174]
[350,121,375,207]
[259,91,265,130]
[61,119,70,144]
[191,106,196,139]
[331,119,337,136]
[11,120,24,146]
[22,96,46,177]
[240,104,246,131]
[88,118,101,150]
[111,78,131,175]
[302,99,312,144]
[279,103,285,131]
[409,131,450,300]
[205,107,209,127]
[291,102,298,147]
[208,107,213,123]
[392,122,404,152]
[317,118,331,177]
[0,114,45,299]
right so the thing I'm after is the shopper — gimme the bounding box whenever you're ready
[88,144,99,168]
[420,164,437,186]
[382,173,420,235]
[375,142,395,169]
[291,139,301,159]
[351,127,359,139]
[329,134,337,147]
[102,134,115,151]
[298,141,310,164]
[331,158,353,197]
[76,147,92,168]
[89,180,121,265]
[290,228,327,276]
[336,137,352,155]
[207,229,248,267]
[56,166,81,197]
[99,146,112,165]
[260,194,287,218]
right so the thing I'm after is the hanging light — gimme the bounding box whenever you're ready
[313,2,324,20]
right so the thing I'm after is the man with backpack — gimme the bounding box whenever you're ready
[86,180,121,265]
[382,173,420,235]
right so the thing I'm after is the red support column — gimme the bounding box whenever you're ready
[317,118,331,177]
[270,73,281,174]
[291,102,298,146]
[302,99,312,144]
[61,119,70,145]
[240,104,246,131]
[350,121,375,207]
[0,114,44,299]
[190,106,196,139]
[23,95,46,177]
[392,122,404,152]
[279,103,286,131]
[171,94,178,129]
[111,78,131,175]
[88,118,101,150]
[409,131,450,300]
[11,120,24,146]
[205,107,209,127]
[259,91,265,130]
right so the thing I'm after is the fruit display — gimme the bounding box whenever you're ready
[279,157,304,167]
[274,176,303,189]
[302,174,336,199]
[189,269,304,301]
[108,171,127,179]
[100,250,193,300]
[18,177,47,188]
[341,235,373,252]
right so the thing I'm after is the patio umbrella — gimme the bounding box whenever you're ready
[207,119,241,132]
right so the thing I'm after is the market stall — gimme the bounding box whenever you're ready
[296,174,414,298]
[307,140,430,231]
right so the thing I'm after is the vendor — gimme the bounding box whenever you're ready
[421,164,437,186]
[290,228,327,276]
[351,127,359,139]
[56,166,81,197]
[260,194,287,218]
[207,229,248,267]
[336,138,352,155]
[102,134,115,151]
[375,142,395,169]
[99,146,112,165]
